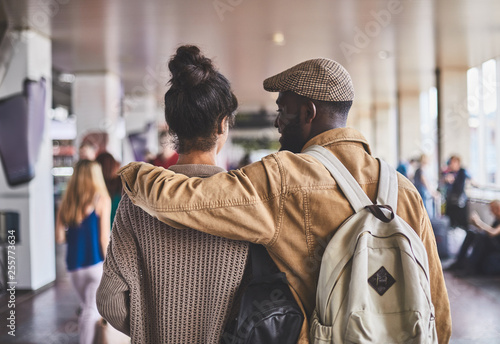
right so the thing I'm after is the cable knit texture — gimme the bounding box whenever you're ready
[97,164,249,344]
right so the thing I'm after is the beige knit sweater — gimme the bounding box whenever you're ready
[96,164,249,344]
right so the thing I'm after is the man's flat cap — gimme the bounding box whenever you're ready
[263,58,354,102]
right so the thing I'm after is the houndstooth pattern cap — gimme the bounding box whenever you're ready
[263,58,354,102]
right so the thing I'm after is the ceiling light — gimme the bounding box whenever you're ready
[51,106,69,121]
[378,50,390,59]
[272,32,285,46]
[58,73,76,83]
[468,117,480,128]
[51,167,74,177]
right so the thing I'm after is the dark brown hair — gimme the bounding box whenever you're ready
[95,152,122,196]
[164,45,238,153]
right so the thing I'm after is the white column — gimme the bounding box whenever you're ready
[122,94,160,164]
[350,103,398,166]
[72,72,122,159]
[0,30,54,289]
[349,102,399,164]
[372,102,398,165]
[439,68,470,167]
[349,103,374,148]
[496,57,500,184]
[399,92,422,161]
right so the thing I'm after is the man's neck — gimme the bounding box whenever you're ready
[307,124,345,144]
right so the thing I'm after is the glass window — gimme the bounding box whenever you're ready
[468,67,481,182]
[468,59,498,186]
[467,68,480,116]
[482,60,497,115]
[482,60,497,184]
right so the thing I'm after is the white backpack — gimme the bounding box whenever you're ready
[304,145,437,344]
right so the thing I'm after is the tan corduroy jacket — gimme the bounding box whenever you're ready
[119,128,452,344]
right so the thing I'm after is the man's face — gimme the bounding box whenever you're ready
[79,146,96,160]
[274,92,307,153]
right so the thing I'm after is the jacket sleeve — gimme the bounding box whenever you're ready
[420,214,452,343]
[118,156,284,245]
[96,205,132,336]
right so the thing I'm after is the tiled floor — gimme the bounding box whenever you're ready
[1,259,500,343]
[0,245,81,344]
[445,273,500,343]
[0,275,80,343]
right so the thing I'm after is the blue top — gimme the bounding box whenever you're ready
[66,210,104,271]
[396,162,408,178]
[413,168,428,198]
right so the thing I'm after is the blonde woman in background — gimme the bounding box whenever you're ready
[56,159,111,344]
[413,154,435,217]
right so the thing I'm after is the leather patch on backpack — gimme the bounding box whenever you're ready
[368,266,396,296]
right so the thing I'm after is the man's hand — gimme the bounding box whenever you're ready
[444,173,455,184]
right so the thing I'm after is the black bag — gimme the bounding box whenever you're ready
[431,216,450,259]
[228,244,304,344]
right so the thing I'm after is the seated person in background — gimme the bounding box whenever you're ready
[462,200,500,275]
[96,45,249,344]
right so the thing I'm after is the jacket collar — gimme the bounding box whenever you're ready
[168,164,226,178]
[301,127,372,155]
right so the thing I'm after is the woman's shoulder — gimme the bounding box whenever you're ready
[94,193,112,213]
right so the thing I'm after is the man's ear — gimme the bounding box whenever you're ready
[301,100,317,124]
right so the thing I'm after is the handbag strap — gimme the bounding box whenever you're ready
[250,243,276,277]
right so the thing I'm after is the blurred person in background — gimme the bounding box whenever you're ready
[442,155,471,229]
[78,141,99,161]
[95,152,122,225]
[406,157,419,182]
[237,152,252,168]
[149,130,179,168]
[460,200,500,275]
[413,154,437,218]
[396,159,409,178]
[443,155,473,271]
[97,45,249,343]
[55,160,111,344]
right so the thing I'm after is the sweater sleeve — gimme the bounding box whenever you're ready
[96,204,132,336]
[118,155,284,245]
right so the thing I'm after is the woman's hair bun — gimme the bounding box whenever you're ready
[168,45,216,89]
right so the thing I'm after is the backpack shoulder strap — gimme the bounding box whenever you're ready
[303,145,372,212]
[376,159,398,212]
